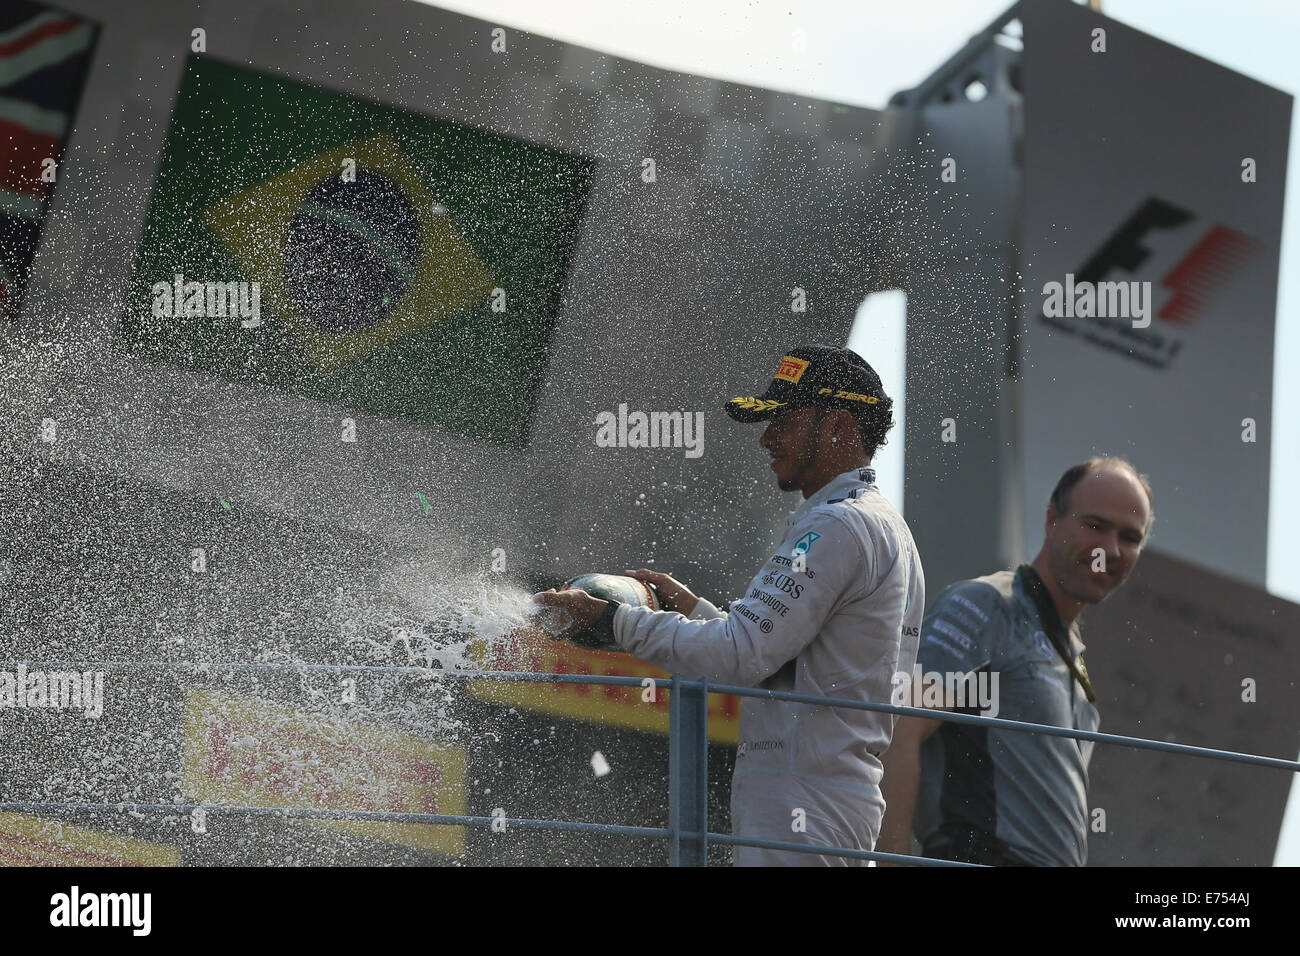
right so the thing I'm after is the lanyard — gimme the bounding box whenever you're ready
[1016,565,1097,704]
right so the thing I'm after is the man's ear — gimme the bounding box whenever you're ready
[833,409,858,443]
[1045,505,1062,533]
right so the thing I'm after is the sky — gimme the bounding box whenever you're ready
[413,0,1300,864]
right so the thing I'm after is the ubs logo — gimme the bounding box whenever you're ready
[760,572,804,599]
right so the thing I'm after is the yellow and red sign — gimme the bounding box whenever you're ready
[468,628,740,743]
[182,688,467,856]
[774,356,810,383]
[0,813,179,867]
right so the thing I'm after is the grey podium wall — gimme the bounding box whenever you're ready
[0,0,976,864]
[5,0,967,612]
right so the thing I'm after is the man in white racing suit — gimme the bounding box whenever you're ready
[538,344,925,865]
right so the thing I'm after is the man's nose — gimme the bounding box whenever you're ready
[1102,530,1123,560]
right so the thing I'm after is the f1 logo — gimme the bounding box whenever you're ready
[1073,197,1255,329]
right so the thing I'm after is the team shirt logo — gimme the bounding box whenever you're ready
[792,531,821,556]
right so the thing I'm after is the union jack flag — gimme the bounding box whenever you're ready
[0,1,96,318]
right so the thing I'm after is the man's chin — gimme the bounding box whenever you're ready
[1076,575,1121,604]
[769,464,798,491]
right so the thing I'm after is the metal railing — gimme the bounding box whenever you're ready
[4,659,1298,866]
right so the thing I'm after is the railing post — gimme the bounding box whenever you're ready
[668,674,709,866]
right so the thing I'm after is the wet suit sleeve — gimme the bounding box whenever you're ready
[611,511,864,686]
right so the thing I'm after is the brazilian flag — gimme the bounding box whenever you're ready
[121,56,594,446]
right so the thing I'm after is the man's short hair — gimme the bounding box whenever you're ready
[852,393,895,460]
[1050,456,1155,534]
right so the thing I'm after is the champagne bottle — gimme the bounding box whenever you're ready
[559,573,660,649]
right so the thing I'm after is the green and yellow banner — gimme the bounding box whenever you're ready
[122,56,593,446]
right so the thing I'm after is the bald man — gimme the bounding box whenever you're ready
[878,457,1153,866]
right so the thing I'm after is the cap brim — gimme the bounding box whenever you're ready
[725,396,789,423]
